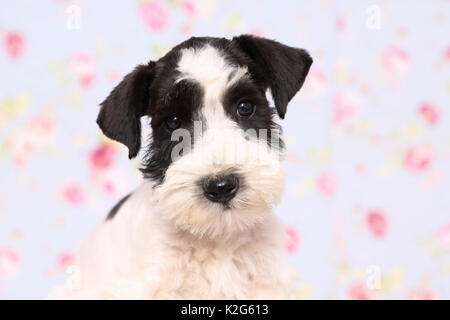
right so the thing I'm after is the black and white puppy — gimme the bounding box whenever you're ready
[50,35,312,299]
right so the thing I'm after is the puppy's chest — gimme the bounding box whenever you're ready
[168,244,262,299]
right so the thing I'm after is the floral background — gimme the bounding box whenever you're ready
[1,0,449,299]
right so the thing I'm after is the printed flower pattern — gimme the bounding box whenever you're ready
[0,249,21,279]
[0,0,449,299]
[404,145,433,173]
[69,52,95,88]
[382,46,410,78]
[139,1,169,31]
[285,227,301,254]
[366,210,388,239]
[4,31,26,59]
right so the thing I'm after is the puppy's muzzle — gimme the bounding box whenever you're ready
[202,174,239,205]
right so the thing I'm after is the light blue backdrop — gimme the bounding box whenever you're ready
[0,0,449,299]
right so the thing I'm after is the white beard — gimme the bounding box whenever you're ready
[48,177,296,299]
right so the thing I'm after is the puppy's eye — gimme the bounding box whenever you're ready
[237,101,255,117]
[164,116,181,131]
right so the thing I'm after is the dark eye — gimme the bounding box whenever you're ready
[164,116,181,131]
[237,101,255,117]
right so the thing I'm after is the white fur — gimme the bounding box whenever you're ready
[49,45,295,299]
[176,44,248,90]
[49,181,295,299]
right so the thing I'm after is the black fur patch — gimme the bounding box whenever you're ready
[141,79,203,182]
[105,193,132,220]
[231,35,313,119]
[97,62,156,159]
[222,77,282,148]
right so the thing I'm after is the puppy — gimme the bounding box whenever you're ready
[49,35,312,299]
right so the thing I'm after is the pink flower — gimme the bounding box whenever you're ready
[285,227,301,254]
[90,144,117,170]
[140,1,169,31]
[437,223,450,251]
[404,145,433,173]
[69,52,95,88]
[91,167,129,197]
[7,114,56,165]
[4,32,25,59]
[181,0,197,17]
[407,288,436,300]
[57,253,75,270]
[62,183,86,206]
[367,210,388,238]
[333,93,358,125]
[8,131,35,166]
[419,103,441,125]
[249,29,264,37]
[302,67,327,98]
[29,114,56,136]
[382,46,410,78]
[0,248,20,278]
[335,14,347,32]
[317,173,337,197]
[348,282,378,300]
[444,46,450,62]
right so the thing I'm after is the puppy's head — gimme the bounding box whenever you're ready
[97,36,312,238]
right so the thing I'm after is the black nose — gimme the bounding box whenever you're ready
[202,175,239,204]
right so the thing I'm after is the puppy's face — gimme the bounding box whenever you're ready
[97,36,312,238]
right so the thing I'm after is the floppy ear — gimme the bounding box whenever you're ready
[97,61,156,159]
[232,35,313,119]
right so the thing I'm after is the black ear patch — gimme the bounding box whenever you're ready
[97,62,156,159]
[232,35,313,119]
